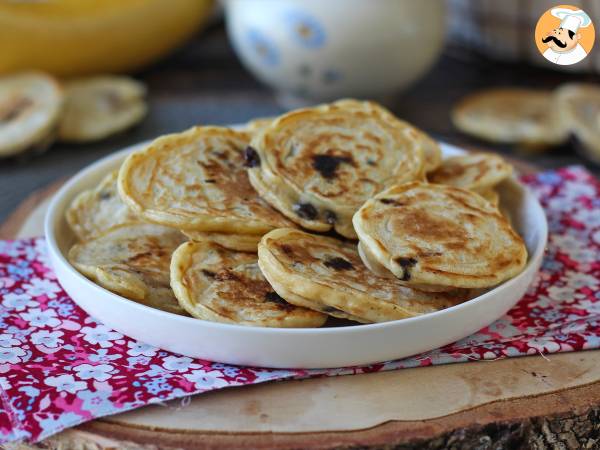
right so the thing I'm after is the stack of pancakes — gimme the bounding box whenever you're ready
[66,99,527,327]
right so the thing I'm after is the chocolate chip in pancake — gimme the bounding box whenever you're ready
[258,228,472,323]
[353,182,528,289]
[170,240,327,327]
[247,99,425,238]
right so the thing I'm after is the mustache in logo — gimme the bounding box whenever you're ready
[542,35,567,48]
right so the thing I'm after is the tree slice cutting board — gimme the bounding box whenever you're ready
[3,159,600,450]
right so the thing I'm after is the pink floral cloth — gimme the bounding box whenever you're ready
[1,166,599,444]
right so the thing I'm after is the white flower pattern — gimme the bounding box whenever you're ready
[127,341,157,357]
[2,293,36,311]
[162,356,201,373]
[80,325,122,348]
[0,334,20,348]
[183,370,229,389]
[73,364,115,382]
[30,330,64,348]
[45,374,87,393]
[22,278,61,299]
[19,308,61,328]
[0,346,27,364]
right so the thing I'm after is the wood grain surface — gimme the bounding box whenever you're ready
[3,165,600,450]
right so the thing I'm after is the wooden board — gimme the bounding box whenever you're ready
[4,168,600,450]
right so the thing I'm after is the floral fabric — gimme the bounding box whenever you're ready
[0,166,599,444]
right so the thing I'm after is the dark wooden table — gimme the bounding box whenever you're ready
[0,23,598,224]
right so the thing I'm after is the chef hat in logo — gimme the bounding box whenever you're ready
[551,8,592,33]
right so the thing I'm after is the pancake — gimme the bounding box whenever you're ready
[170,241,327,327]
[418,128,442,173]
[58,76,147,143]
[260,265,369,323]
[356,240,454,293]
[428,153,513,192]
[247,99,424,238]
[336,99,440,173]
[66,170,140,241]
[353,182,527,289]
[478,188,500,208]
[118,126,293,234]
[244,117,273,136]
[0,72,63,158]
[68,223,187,315]
[357,241,392,278]
[452,88,566,147]
[258,228,472,323]
[555,83,600,164]
[182,229,260,253]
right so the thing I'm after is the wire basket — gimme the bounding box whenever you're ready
[447,0,600,73]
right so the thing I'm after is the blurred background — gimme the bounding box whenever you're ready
[0,0,599,224]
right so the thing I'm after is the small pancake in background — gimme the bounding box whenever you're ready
[247,99,424,238]
[170,241,327,327]
[258,228,472,323]
[428,153,513,192]
[353,182,527,289]
[555,83,600,164]
[58,76,147,143]
[118,126,293,234]
[0,72,63,158]
[182,229,260,253]
[66,170,139,241]
[68,223,187,315]
[452,88,567,147]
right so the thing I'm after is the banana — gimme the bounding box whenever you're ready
[0,72,63,158]
[58,76,147,143]
[0,0,214,77]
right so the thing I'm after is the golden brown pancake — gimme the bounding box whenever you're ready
[66,170,140,241]
[0,72,63,157]
[332,99,440,173]
[478,188,500,209]
[182,229,261,253]
[247,99,424,238]
[417,128,442,173]
[428,153,513,192]
[452,88,566,147]
[353,182,527,289]
[356,241,454,292]
[258,228,472,323]
[170,241,326,327]
[243,116,273,136]
[118,126,293,234]
[58,76,147,143]
[555,83,600,164]
[68,223,187,315]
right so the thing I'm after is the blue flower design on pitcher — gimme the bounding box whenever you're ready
[284,10,326,49]
[246,28,280,66]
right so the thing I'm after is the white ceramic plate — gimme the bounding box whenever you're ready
[45,140,547,369]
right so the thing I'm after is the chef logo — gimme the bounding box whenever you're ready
[535,5,595,66]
